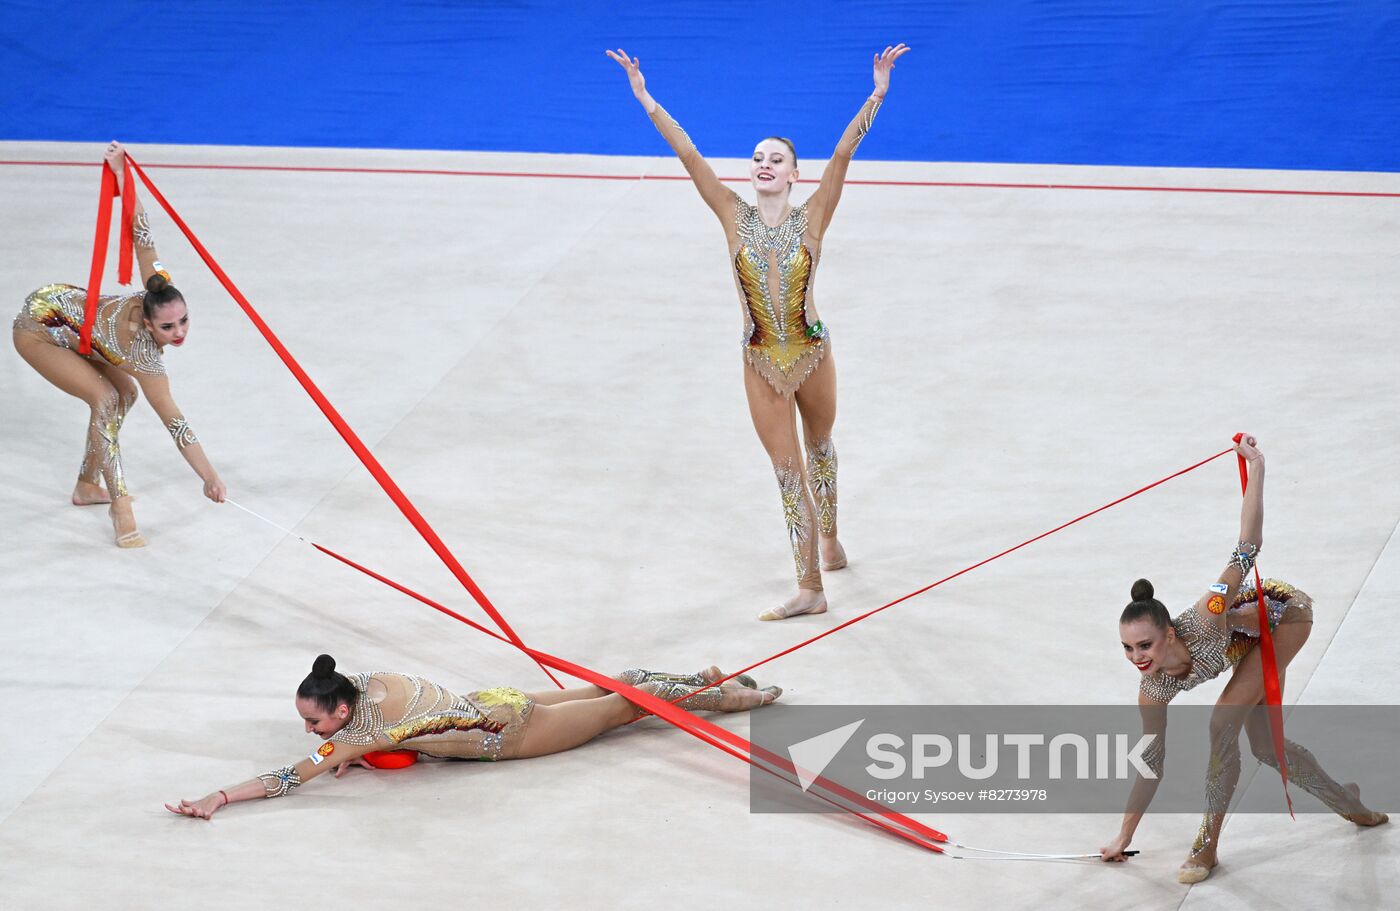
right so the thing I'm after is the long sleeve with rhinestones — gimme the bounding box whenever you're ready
[647,104,734,218]
[806,94,884,238]
[833,94,884,160]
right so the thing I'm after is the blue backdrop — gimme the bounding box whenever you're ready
[2,1,1397,171]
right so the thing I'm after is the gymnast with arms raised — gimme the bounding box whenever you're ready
[605,44,909,621]
[12,140,226,547]
[1100,434,1386,883]
[165,655,779,818]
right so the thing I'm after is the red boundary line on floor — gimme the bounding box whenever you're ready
[2,159,1397,198]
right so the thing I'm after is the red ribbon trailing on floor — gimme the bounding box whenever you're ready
[79,159,135,353]
[1233,433,1294,815]
[124,154,563,690]
[313,543,949,852]
[119,154,944,852]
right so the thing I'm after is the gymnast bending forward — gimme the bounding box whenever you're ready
[1100,434,1387,883]
[166,655,779,818]
[606,44,909,621]
[12,141,226,546]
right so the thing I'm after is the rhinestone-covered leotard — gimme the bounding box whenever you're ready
[733,199,828,395]
[330,672,534,761]
[15,284,165,376]
[1139,579,1312,704]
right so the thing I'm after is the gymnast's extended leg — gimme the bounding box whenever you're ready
[744,364,825,620]
[513,679,779,759]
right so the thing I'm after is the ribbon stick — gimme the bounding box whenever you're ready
[1233,433,1293,815]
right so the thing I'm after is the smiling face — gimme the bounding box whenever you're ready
[1120,617,1174,675]
[750,138,798,196]
[144,300,189,348]
[296,696,351,739]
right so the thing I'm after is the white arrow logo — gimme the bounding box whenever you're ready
[788,719,865,792]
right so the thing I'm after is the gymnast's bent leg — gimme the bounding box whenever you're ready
[794,348,845,571]
[13,328,144,546]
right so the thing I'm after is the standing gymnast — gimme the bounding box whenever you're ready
[12,141,226,546]
[605,44,910,621]
[1101,434,1387,883]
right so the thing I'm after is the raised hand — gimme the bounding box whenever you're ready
[1234,433,1263,463]
[872,43,911,97]
[605,48,647,99]
[104,139,128,189]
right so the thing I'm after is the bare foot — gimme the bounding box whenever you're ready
[72,479,111,506]
[109,496,146,548]
[758,590,828,621]
[1344,783,1390,826]
[702,666,757,689]
[719,684,782,711]
[820,536,847,572]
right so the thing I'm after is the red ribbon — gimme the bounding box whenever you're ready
[128,154,564,689]
[79,155,136,355]
[691,447,1236,696]
[116,160,944,850]
[1232,432,1293,816]
[111,159,1265,850]
[118,161,136,286]
[79,163,117,354]
[310,542,947,851]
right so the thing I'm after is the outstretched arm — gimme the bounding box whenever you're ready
[104,141,163,285]
[1190,435,1265,625]
[807,44,910,238]
[165,739,376,820]
[137,373,226,503]
[1101,693,1168,861]
[606,48,734,223]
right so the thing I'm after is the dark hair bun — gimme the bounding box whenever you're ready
[145,272,169,294]
[312,654,337,678]
[1131,578,1154,602]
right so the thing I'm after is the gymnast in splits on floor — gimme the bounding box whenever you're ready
[606,44,910,621]
[1101,434,1387,883]
[12,141,226,546]
[165,655,779,819]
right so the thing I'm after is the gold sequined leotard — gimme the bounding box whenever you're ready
[14,283,165,376]
[732,199,828,394]
[647,94,883,397]
[329,672,534,760]
[13,283,202,499]
[1139,579,1313,704]
[254,672,536,800]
